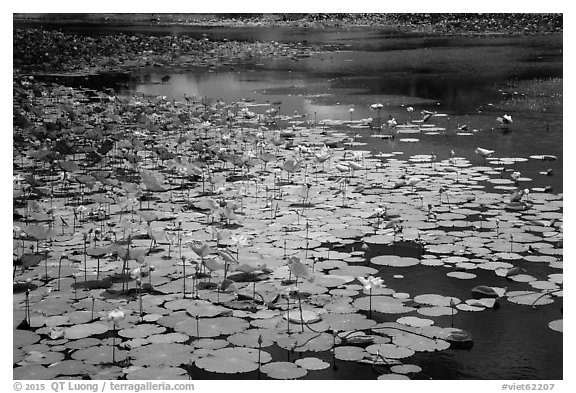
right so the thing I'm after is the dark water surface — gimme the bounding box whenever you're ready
[15,22,563,380]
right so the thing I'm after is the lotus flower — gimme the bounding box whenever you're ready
[358,275,384,319]
[108,308,126,325]
[108,308,126,364]
[358,276,384,291]
[231,234,250,249]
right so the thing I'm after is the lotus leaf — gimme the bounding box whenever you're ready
[71,346,127,364]
[174,316,249,337]
[129,343,194,367]
[260,361,308,379]
[295,357,330,370]
[366,343,415,359]
[126,366,189,380]
[64,322,109,340]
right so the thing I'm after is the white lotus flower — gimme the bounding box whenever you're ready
[358,275,384,290]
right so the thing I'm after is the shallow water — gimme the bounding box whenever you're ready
[14,22,563,380]
[126,32,562,193]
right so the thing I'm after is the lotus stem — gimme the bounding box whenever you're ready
[369,287,372,319]
[257,337,262,376]
[286,295,290,334]
[112,324,116,364]
[73,275,77,301]
[25,289,30,326]
[83,234,87,290]
[182,257,186,299]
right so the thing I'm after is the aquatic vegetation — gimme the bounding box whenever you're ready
[12,30,562,381]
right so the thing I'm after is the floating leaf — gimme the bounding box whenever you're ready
[371,255,419,267]
[334,346,366,361]
[366,343,415,359]
[295,357,330,370]
[129,343,193,367]
[548,319,562,333]
[322,313,376,331]
[119,324,166,339]
[260,361,307,379]
[64,322,109,340]
[506,291,554,306]
[175,317,249,338]
[126,366,188,380]
[390,364,422,374]
[396,316,434,327]
[71,346,127,364]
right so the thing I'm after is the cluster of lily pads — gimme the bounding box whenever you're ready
[13,74,562,380]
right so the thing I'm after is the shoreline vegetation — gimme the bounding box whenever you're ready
[13,14,563,115]
[14,13,562,35]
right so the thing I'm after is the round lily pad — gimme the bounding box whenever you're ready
[365,343,415,359]
[14,330,41,348]
[353,296,415,314]
[260,361,308,379]
[506,291,554,306]
[175,316,249,338]
[295,357,330,370]
[119,324,166,339]
[13,364,59,380]
[393,333,450,352]
[129,343,194,367]
[64,322,109,340]
[185,300,232,317]
[334,346,366,361]
[378,373,411,380]
[371,255,419,267]
[227,330,274,348]
[390,364,422,374]
[71,346,127,364]
[322,313,376,331]
[193,339,230,350]
[396,316,434,327]
[417,306,456,317]
[447,271,477,280]
[126,366,189,380]
[195,355,258,374]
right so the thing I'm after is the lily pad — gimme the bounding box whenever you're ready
[365,343,415,359]
[548,319,562,333]
[295,357,330,370]
[174,316,249,338]
[195,355,258,374]
[71,346,127,364]
[126,366,189,380]
[371,255,420,267]
[334,346,367,361]
[260,361,308,379]
[64,322,109,340]
[129,343,194,367]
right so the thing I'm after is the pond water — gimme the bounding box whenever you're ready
[15,22,563,380]
[123,30,562,192]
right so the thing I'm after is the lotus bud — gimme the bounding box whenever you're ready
[257,335,263,345]
[149,265,156,272]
